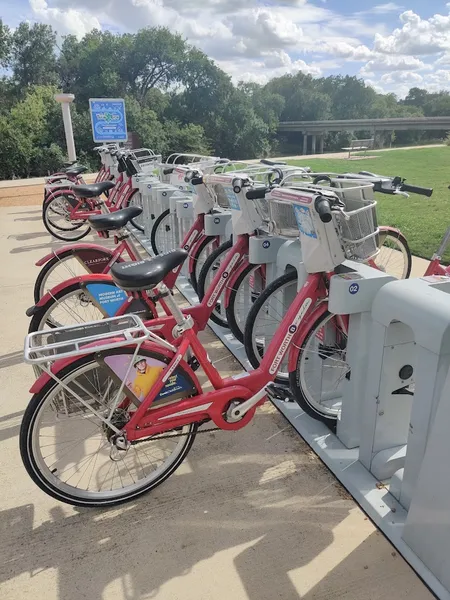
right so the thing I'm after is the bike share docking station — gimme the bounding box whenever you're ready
[128,165,450,598]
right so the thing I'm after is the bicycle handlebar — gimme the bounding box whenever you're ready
[246,187,268,200]
[400,183,433,197]
[315,196,332,223]
[191,176,203,185]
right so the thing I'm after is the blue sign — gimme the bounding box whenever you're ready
[349,283,360,295]
[89,98,128,143]
[86,283,128,316]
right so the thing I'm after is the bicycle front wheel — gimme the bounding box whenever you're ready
[289,311,349,431]
[20,351,198,507]
[197,239,233,329]
[151,209,179,255]
[226,263,266,343]
[43,196,91,241]
[374,228,411,279]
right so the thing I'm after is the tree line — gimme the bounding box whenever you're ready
[0,20,449,179]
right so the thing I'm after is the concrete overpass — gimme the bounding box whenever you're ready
[278,116,450,154]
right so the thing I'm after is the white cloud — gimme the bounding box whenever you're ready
[360,54,426,75]
[16,0,450,92]
[29,0,101,38]
[374,9,450,55]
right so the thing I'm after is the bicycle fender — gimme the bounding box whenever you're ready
[29,340,203,396]
[287,302,329,372]
[35,243,114,267]
[34,274,115,308]
[224,258,250,307]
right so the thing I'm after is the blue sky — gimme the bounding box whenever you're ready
[2,0,450,96]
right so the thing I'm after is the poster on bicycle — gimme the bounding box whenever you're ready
[89,98,128,143]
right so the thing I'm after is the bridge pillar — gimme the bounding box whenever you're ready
[319,135,324,154]
[302,132,308,155]
[311,134,317,154]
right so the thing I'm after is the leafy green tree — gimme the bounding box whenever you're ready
[0,18,10,66]
[10,23,58,88]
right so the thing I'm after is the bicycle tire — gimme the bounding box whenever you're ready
[376,228,412,279]
[33,249,120,303]
[226,262,265,343]
[244,270,297,383]
[289,310,348,431]
[42,196,91,241]
[189,235,219,294]
[197,238,233,329]
[126,189,144,232]
[20,350,199,507]
[150,209,175,255]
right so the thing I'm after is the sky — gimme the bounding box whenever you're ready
[2,0,450,97]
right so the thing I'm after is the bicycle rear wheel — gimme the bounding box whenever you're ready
[20,349,198,507]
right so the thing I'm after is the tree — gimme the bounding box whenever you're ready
[124,28,187,102]
[10,23,58,89]
[0,18,10,66]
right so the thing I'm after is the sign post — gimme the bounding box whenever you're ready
[55,93,77,162]
[89,98,128,143]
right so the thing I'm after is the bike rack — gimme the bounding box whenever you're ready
[126,168,450,598]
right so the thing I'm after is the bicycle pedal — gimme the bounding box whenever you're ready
[188,356,201,372]
[266,384,294,403]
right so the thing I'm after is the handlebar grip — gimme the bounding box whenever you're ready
[191,177,203,185]
[401,183,433,197]
[315,196,332,223]
[246,187,267,200]
[163,168,174,175]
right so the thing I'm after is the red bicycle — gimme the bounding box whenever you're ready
[21,181,385,506]
[42,151,144,242]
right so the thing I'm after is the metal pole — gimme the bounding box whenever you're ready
[54,93,77,162]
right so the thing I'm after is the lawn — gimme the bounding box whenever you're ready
[288,146,450,261]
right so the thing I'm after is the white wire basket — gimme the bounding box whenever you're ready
[267,182,380,262]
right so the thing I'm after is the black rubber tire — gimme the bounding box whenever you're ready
[288,310,341,431]
[226,263,264,344]
[377,228,412,279]
[42,196,91,241]
[29,281,155,334]
[20,350,198,507]
[189,235,219,294]
[244,270,297,383]
[33,249,118,303]
[150,209,171,255]
[126,189,144,232]
[197,238,233,329]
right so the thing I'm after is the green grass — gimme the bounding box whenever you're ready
[288,146,450,261]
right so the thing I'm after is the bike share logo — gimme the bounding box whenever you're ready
[262,240,270,249]
[349,283,359,295]
[183,203,189,209]
[147,184,152,189]
[214,217,220,224]
[269,297,312,375]
[207,253,241,307]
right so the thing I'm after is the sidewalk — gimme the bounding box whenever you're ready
[0,186,433,599]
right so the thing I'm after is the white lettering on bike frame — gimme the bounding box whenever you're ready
[207,252,241,308]
[269,297,312,375]
[162,354,183,382]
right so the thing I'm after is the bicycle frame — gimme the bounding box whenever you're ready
[115,272,328,439]
[424,226,450,277]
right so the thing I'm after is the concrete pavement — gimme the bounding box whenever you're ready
[0,200,433,600]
